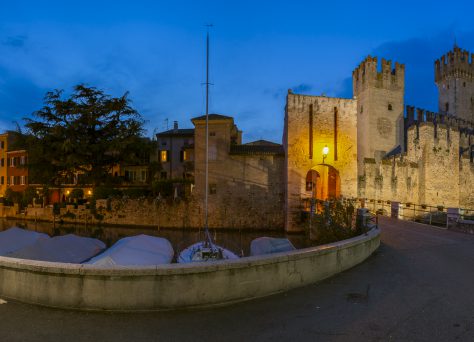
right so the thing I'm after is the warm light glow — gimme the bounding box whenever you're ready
[87,190,92,195]
[66,190,70,195]
[322,145,329,156]
[161,150,168,162]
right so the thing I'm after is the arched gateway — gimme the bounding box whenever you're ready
[305,164,341,201]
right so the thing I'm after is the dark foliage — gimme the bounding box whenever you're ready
[23,85,144,186]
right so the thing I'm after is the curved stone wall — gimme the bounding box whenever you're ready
[0,228,380,311]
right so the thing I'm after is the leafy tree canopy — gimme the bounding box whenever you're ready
[24,85,145,186]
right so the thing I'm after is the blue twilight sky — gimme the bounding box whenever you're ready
[1,0,474,143]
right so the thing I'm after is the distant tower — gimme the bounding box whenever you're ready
[353,57,405,171]
[435,46,474,122]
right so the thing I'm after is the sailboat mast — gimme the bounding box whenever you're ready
[204,26,210,230]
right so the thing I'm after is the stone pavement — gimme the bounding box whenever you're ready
[1,217,474,341]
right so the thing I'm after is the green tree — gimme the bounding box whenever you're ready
[24,85,144,187]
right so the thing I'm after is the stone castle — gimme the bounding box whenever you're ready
[284,45,474,230]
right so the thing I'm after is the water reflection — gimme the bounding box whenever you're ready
[0,219,309,258]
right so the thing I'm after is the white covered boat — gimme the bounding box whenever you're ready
[85,234,174,266]
[178,240,239,263]
[250,237,296,256]
[7,234,105,263]
[0,227,50,256]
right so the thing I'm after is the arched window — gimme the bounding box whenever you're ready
[388,103,393,111]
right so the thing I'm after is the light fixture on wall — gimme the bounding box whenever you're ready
[322,145,329,164]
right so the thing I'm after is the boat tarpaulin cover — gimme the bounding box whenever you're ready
[0,227,50,256]
[8,234,105,263]
[85,234,174,266]
[250,237,296,256]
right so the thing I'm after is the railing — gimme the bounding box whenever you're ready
[356,198,474,229]
[302,197,474,229]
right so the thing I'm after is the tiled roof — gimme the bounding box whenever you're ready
[383,145,402,159]
[156,128,194,137]
[230,142,284,156]
[244,139,281,146]
[191,113,233,121]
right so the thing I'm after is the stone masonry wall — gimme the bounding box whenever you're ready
[285,93,358,231]
[359,123,472,209]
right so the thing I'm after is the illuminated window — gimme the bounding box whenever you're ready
[180,150,188,161]
[160,150,168,162]
[20,176,25,185]
[10,176,14,185]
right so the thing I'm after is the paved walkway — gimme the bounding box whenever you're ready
[2,217,474,341]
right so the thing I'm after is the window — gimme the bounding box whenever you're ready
[463,82,466,87]
[10,157,15,167]
[20,176,25,185]
[1,158,3,167]
[160,171,167,179]
[20,156,25,165]
[445,102,449,112]
[209,183,217,195]
[0,176,3,185]
[10,176,14,185]
[360,105,363,114]
[160,150,169,162]
[180,150,188,162]
[141,170,147,182]
[209,132,216,137]
[0,141,3,149]
[388,103,393,111]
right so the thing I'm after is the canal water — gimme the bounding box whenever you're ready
[0,219,309,258]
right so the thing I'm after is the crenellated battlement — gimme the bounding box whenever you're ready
[435,46,474,83]
[405,105,474,132]
[353,56,405,93]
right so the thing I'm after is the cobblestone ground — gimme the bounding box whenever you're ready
[1,217,474,342]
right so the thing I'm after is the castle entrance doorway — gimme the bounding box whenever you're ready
[306,165,341,201]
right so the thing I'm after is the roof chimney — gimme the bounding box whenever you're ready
[173,121,178,130]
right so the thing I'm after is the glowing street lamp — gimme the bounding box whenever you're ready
[322,145,329,164]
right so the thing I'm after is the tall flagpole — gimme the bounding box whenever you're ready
[204,24,212,234]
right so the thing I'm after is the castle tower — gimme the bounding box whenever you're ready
[435,46,474,123]
[352,57,405,173]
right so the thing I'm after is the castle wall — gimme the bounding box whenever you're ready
[359,122,467,209]
[285,93,358,231]
[460,156,474,208]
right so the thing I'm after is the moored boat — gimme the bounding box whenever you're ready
[250,237,296,256]
[0,227,50,256]
[178,240,239,263]
[7,234,105,263]
[85,234,174,266]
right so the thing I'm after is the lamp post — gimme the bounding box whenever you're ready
[322,145,329,164]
